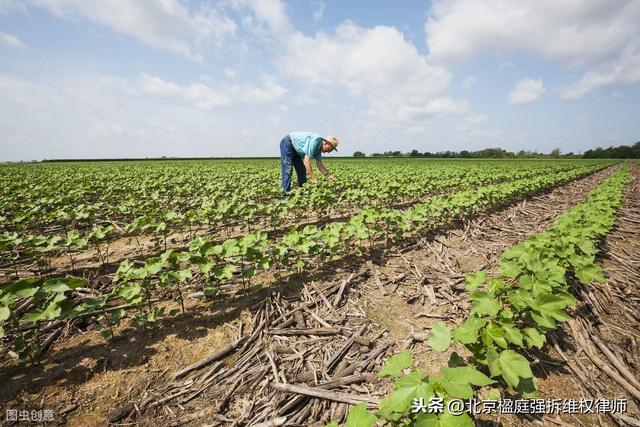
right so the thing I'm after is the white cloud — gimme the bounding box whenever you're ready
[426,0,640,98]
[19,0,236,61]
[370,97,469,124]
[139,73,287,109]
[233,0,291,37]
[560,48,640,100]
[465,114,488,124]
[426,0,639,67]
[499,62,514,71]
[313,1,326,23]
[508,78,546,105]
[0,30,27,48]
[140,74,232,109]
[280,21,465,125]
[454,113,490,136]
[229,75,288,103]
[0,0,26,14]
[0,73,289,160]
[461,75,477,89]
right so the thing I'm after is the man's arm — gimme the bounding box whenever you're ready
[303,156,318,183]
[316,159,334,180]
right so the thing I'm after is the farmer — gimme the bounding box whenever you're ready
[279,132,339,194]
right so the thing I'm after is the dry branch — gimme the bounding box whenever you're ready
[266,327,342,336]
[173,336,247,379]
[270,382,379,406]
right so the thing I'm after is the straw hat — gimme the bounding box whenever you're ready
[323,135,339,151]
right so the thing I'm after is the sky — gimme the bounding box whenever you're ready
[0,0,639,161]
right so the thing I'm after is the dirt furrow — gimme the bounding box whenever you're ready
[532,163,640,427]
[143,165,622,425]
[0,164,622,426]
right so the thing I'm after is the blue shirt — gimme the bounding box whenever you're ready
[289,132,323,160]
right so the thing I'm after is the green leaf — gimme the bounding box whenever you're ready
[577,239,598,255]
[440,366,495,399]
[530,278,553,297]
[453,317,486,344]
[488,349,535,392]
[499,259,521,278]
[575,263,606,284]
[470,291,500,317]
[378,350,413,378]
[414,413,439,427]
[193,256,212,274]
[502,244,524,260]
[1,279,41,301]
[530,292,576,328]
[345,403,377,427]
[502,323,524,347]
[109,308,126,321]
[214,264,236,280]
[486,277,507,294]
[114,282,142,304]
[429,322,452,352]
[535,261,566,285]
[378,372,434,421]
[114,259,135,282]
[42,277,86,293]
[23,300,62,323]
[486,348,500,378]
[377,386,416,421]
[482,322,508,349]
[145,257,164,275]
[439,411,474,427]
[464,271,486,291]
[0,306,10,322]
[485,388,501,400]
[524,328,546,349]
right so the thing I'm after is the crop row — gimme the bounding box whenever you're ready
[0,164,611,362]
[335,165,629,426]
[0,162,608,278]
[0,160,610,242]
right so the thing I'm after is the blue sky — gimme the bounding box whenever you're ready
[1,0,639,160]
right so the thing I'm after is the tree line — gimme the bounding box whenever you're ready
[353,141,640,159]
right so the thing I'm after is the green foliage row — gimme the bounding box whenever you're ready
[0,164,605,362]
[1,160,611,272]
[0,162,608,279]
[334,165,629,426]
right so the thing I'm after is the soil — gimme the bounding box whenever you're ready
[2,164,639,426]
[532,163,640,426]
